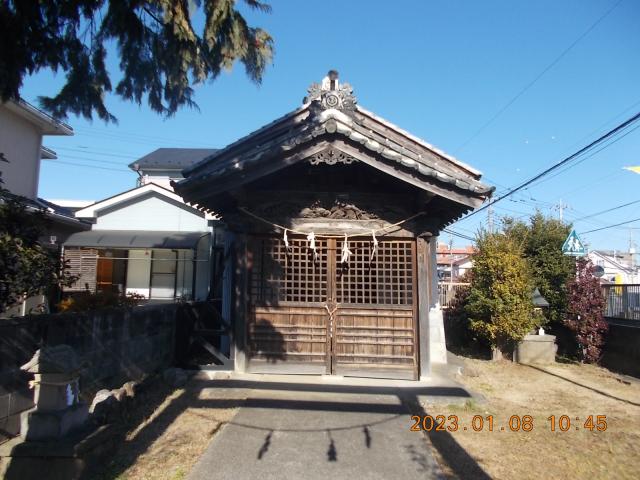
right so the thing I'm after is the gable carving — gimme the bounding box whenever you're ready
[249,198,409,222]
[309,148,357,166]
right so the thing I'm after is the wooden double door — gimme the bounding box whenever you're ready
[247,235,418,379]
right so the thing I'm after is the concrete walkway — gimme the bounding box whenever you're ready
[187,373,473,480]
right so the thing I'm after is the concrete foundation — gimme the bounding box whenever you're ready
[515,334,557,365]
[428,307,448,365]
[0,424,118,480]
[21,403,89,441]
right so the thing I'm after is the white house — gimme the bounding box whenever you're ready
[0,99,72,198]
[588,249,639,284]
[62,149,219,302]
[1,99,89,317]
[0,99,88,244]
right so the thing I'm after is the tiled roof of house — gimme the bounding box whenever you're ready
[436,244,475,255]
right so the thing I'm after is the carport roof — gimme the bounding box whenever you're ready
[64,230,209,249]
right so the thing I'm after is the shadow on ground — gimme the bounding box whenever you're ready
[87,376,491,480]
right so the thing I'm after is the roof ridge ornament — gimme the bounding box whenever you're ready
[305,70,357,112]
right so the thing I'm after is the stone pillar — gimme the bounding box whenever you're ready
[20,345,88,441]
[428,236,447,366]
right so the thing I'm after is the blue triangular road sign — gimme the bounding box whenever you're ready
[562,229,586,256]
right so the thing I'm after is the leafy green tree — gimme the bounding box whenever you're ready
[0,189,74,313]
[0,0,274,122]
[503,212,574,324]
[465,231,537,359]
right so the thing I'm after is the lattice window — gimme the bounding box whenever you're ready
[336,239,414,305]
[250,236,328,304]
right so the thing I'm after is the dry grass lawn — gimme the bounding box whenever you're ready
[424,359,640,480]
[93,377,239,480]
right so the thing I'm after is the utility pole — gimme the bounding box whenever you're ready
[630,229,637,282]
[554,199,568,222]
[449,235,454,282]
[487,204,494,233]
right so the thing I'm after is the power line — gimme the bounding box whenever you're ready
[55,147,138,159]
[582,216,640,234]
[73,126,213,148]
[458,109,640,221]
[443,228,475,242]
[573,198,640,222]
[55,154,129,166]
[46,160,129,173]
[454,0,623,152]
[524,121,640,190]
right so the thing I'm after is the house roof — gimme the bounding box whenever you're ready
[532,288,550,308]
[75,183,192,218]
[174,73,493,214]
[128,148,219,171]
[0,192,90,229]
[41,145,58,159]
[3,99,73,135]
[73,182,218,220]
[436,253,473,265]
[437,244,475,255]
[589,250,636,273]
[64,230,209,249]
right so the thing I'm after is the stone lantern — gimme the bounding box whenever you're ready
[515,288,557,365]
[20,345,88,440]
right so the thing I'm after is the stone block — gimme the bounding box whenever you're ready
[0,424,120,480]
[21,403,89,441]
[515,334,557,365]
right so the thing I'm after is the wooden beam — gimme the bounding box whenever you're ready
[232,233,249,372]
[192,335,232,366]
[416,236,431,378]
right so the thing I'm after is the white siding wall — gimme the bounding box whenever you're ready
[0,106,42,199]
[126,249,152,297]
[94,194,207,231]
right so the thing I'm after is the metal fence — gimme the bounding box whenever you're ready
[438,282,470,308]
[602,284,640,321]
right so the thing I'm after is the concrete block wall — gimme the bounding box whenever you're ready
[0,303,179,444]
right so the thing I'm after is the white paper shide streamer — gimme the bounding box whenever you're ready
[307,231,318,261]
[283,229,290,250]
[370,230,378,262]
[341,234,352,265]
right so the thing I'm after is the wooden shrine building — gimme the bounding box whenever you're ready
[174,71,493,380]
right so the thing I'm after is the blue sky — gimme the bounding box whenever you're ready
[20,0,640,251]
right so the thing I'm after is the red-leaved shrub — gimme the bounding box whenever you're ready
[564,258,608,363]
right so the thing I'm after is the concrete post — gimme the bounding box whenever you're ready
[428,236,447,366]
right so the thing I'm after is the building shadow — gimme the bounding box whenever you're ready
[399,393,491,480]
[77,375,490,480]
